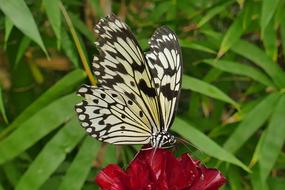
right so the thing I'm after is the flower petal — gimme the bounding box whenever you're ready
[190,166,227,190]
[95,149,226,190]
[96,164,128,190]
[127,158,156,189]
[168,154,199,189]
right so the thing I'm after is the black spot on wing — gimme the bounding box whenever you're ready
[138,80,156,97]
[160,83,179,100]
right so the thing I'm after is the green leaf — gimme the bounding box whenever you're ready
[58,137,100,190]
[0,0,48,55]
[69,13,95,42]
[179,40,216,54]
[260,0,280,38]
[61,29,80,67]
[231,40,285,88]
[0,87,8,124]
[149,1,171,21]
[4,16,13,49]
[173,117,250,172]
[15,117,85,190]
[269,177,285,190]
[182,75,239,109]
[0,69,86,139]
[228,166,242,190]
[249,131,266,168]
[197,1,234,28]
[202,30,285,88]
[250,166,268,190]
[259,94,285,182]
[0,94,81,164]
[280,13,285,58]
[203,59,276,87]
[15,36,31,66]
[223,93,281,153]
[2,161,22,187]
[218,11,244,57]
[262,19,278,61]
[43,0,61,48]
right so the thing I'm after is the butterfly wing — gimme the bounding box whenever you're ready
[145,26,183,130]
[92,14,161,133]
[75,85,152,144]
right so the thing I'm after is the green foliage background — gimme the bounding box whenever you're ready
[0,0,285,189]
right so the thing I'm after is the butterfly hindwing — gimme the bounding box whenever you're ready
[75,85,152,144]
[145,26,183,130]
[93,14,161,133]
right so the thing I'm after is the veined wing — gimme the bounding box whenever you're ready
[75,85,152,144]
[145,26,183,130]
[93,14,161,133]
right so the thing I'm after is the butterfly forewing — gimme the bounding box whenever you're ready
[145,27,183,130]
[93,14,161,133]
[75,85,152,144]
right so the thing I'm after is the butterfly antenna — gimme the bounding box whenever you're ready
[176,137,209,165]
[176,137,201,153]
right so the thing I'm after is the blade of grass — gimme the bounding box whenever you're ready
[2,161,22,187]
[223,93,281,153]
[231,40,285,88]
[43,0,61,48]
[249,131,266,168]
[15,36,31,66]
[259,94,285,182]
[260,0,280,38]
[251,166,268,190]
[202,30,285,88]
[69,13,95,42]
[4,17,13,50]
[0,87,8,124]
[60,3,96,86]
[0,69,86,140]
[197,0,234,28]
[203,59,276,87]
[0,0,48,55]
[268,177,285,190]
[173,117,250,172]
[61,28,80,67]
[218,11,244,57]
[182,75,239,109]
[179,40,216,54]
[0,94,81,164]
[15,117,85,190]
[262,19,278,61]
[280,13,285,58]
[58,137,100,190]
[228,166,242,190]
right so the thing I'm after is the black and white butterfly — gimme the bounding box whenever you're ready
[75,14,182,148]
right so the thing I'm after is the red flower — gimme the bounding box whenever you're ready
[96,149,226,190]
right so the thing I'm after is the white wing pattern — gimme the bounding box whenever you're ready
[145,27,183,131]
[75,14,183,147]
[76,85,152,144]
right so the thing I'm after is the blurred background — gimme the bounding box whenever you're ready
[0,0,285,189]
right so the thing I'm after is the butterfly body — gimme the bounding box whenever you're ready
[75,14,182,148]
[150,131,176,148]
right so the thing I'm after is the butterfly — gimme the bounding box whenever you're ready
[75,14,182,148]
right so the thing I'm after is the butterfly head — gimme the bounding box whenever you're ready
[151,131,176,148]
